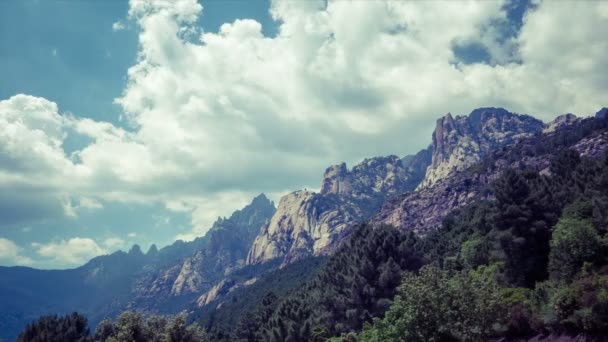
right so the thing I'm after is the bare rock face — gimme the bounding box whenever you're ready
[573,131,608,159]
[135,194,275,298]
[246,190,362,265]
[171,251,209,296]
[376,173,489,234]
[543,113,579,134]
[247,154,431,265]
[418,108,544,189]
[320,154,427,198]
[196,279,236,307]
[376,114,608,234]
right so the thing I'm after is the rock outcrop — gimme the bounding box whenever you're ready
[543,113,579,134]
[418,108,544,189]
[376,112,608,234]
[196,279,237,307]
[135,194,275,299]
[247,154,431,265]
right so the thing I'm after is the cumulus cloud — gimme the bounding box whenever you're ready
[2,0,608,260]
[112,21,125,31]
[32,237,107,266]
[103,237,126,249]
[0,238,33,265]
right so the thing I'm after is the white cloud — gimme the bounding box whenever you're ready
[127,232,137,238]
[0,238,33,265]
[103,237,126,249]
[112,21,125,31]
[1,0,608,252]
[175,191,251,241]
[33,237,107,266]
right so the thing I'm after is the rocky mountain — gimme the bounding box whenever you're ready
[246,108,607,269]
[418,107,544,189]
[0,194,275,341]
[6,106,608,341]
[543,113,580,134]
[246,152,431,265]
[131,194,275,308]
[375,112,608,233]
[245,107,545,267]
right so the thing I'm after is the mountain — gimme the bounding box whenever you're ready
[418,107,544,189]
[0,194,275,341]
[211,110,608,341]
[375,111,608,234]
[246,152,431,266]
[136,193,276,300]
[246,107,544,267]
[8,106,608,341]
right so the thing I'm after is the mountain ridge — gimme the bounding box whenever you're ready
[3,107,608,341]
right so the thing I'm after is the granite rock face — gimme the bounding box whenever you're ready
[418,108,544,189]
[375,114,608,234]
[135,194,275,299]
[196,278,236,307]
[246,154,431,265]
[543,113,579,134]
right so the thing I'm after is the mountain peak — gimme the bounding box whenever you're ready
[544,113,579,134]
[251,193,272,207]
[147,244,158,256]
[419,107,544,189]
[320,156,409,197]
[128,244,143,256]
[596,107,608,119]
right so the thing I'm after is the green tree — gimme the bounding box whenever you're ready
[359,265,507,342]
[18,312,90,342]
[549,202,603,282]
[164,315,207,342]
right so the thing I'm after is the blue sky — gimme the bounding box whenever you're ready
[0,0,279,268]
[1,0,607,269]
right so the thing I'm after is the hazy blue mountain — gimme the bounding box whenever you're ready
[0,194,275,341]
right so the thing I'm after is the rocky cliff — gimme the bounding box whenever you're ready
[418,108,544,189]
[375,114,608,233]
[245,108,551,266]
[246,153,431,265]
[136,194,276,299]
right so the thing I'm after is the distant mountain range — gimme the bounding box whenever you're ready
[2,106,607,341]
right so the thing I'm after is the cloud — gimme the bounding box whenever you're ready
[32,237,107,266]
[2,0,608,258]
[112,21,125,31]
[103,237,126,249]
[0,238,33,265]
[0,95,76,225]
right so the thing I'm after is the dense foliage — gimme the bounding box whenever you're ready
[231,225,424,341]
[18,312,90,342]
[349,152,608,340]
[233,119,608,341]
[18,312,207,342]
[195,257,326,341]
[357,265,506,342]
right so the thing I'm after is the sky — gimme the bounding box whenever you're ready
[0,0,607,269]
